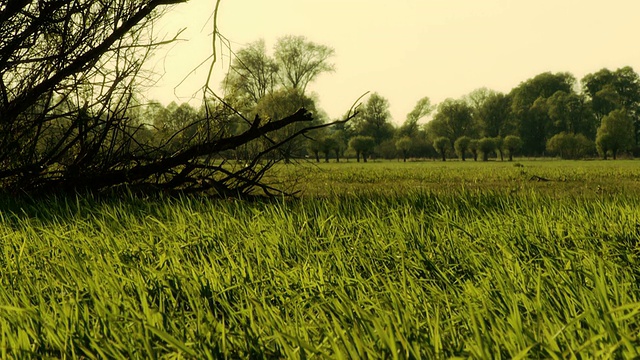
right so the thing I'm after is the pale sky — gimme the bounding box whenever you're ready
[146,0,640,125]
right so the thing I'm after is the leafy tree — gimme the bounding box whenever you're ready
[454,136,471,161]
[596,109,634,159]
[222,40,279,110]
[255,88,323,162]
[349,136,376,162]
[399,97,433,137]
[582,66,640,147]
[503,135,523,161]
[546,91,597,138]
[492,137,504,161]
[546,132,595,159]
[476,92,512,137]
[478,137,496,161]
[307,139,322,162]
[433,137,451,161]
[395,137,413,162]
[274,35,335,93]
[320,136,338,163]
[428,99,475,140]
[469,139,479,161]
[509,72,575,155]
[352,93,395,144]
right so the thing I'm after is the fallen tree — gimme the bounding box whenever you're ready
[0,0,355,197]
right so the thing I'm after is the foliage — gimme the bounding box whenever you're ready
[477,137,496,161]
[454,136,471,161]
[351,93,394,145]
[546,132,595,159]
[427,99,475,141]
[475,92,512,137]
[274,35,335,93]
[596,109,635,160]
[395,136,413,162]
[468,139,479,161]
[399,97,433,138]
[502,135,523,161]
[433,136,451,161]
[509,72,575,155]
[348,136,376,162]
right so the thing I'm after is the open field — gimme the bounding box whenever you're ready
[1,160,640,358]
[276,159,640,198]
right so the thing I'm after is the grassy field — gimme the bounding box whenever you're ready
[1,160,639,358]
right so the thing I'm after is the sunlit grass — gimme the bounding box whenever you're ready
[0,161,639,357]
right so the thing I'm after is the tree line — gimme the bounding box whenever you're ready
[221,35,640,162]
[309,68,639,162]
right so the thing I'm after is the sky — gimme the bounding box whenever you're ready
[146,0,640,125]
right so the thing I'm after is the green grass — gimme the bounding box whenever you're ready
[277,159,640,197]
[0,160,639,358]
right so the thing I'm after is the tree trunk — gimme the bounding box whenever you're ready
[315,152,320,162]
[356,152,360,162]
[441,152,446,162]
[509,153,513,161]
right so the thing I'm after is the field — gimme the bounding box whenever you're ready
[1,160,640,358]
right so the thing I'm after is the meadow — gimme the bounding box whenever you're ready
[1,160,639,358]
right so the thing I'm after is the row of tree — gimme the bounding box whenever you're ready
[305,67,639,162]
[136,38,639,164]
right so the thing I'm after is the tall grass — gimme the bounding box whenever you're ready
[0,188,639,358]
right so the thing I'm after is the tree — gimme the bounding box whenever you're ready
[320,136,339,163]
[352,93,395,144]
[454,136,471,161]
[503,135,523,161]
[546,132,594,159]
[399,97,433,137]
[307,139,322,162]
[509,72,575,155]
[0,0,355,196]
[582,66,640,148]
[546,91,597,138]
[476,92,512,137]
[596,109,634,159]
[274,35,335,94]
[222,40,279,110]
[469,139,479,161]
[395,137,413,162]
[255,88,323,162]
[478,138,496,161]
[433,137,451,161]
[493,137,504,161]
[349,136,376,162]
[428,99,475,140]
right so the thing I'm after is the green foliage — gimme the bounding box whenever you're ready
[348,135,376,162]
[395,136,413,162]
[476,92,512,137]
[427,99,475,141]
[477,137,496,161]
[509,72,576,155]
[546,132,595,159]
[433,136,451,161]
[454,136,471,161]
[596,109,635,160]
[503,135,523,161]
[351,93,395,144]
[274,35,335,93]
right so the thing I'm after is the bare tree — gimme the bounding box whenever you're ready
[0,0,356,197]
